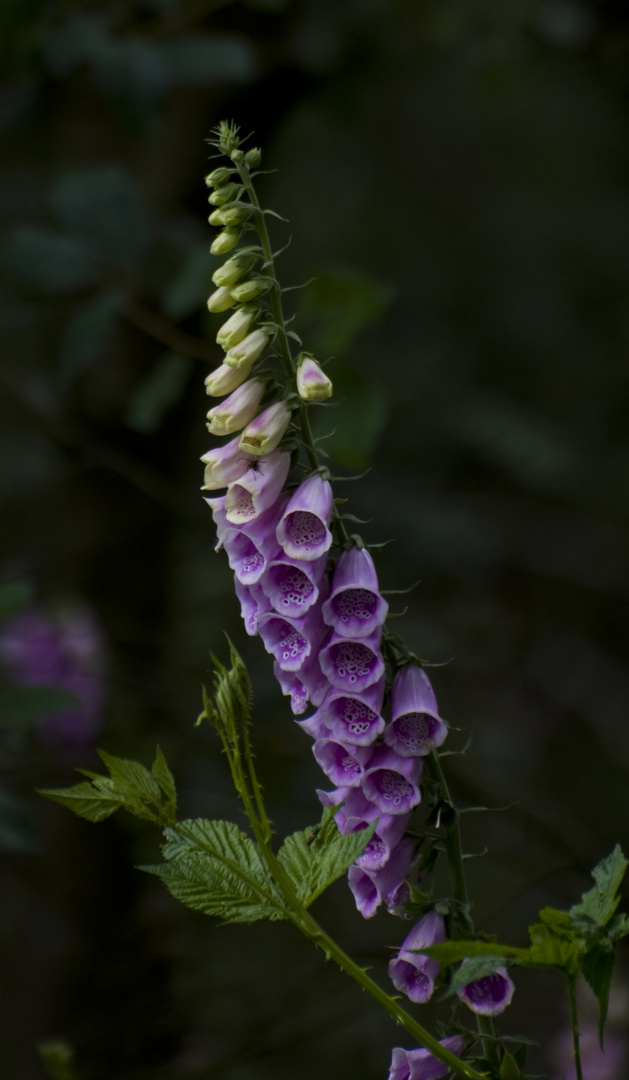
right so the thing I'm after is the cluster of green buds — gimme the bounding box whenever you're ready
[204,122,332,460]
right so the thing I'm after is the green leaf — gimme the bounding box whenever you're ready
[158,33,256,86]
[448,955,514,996]
[146,818,289,923]
[276,809,377,907]
[125,352,192,432]
[580,943,615,1047]
[420,941,526,965]
[569,845,628,929]
[151,745,177,825]
[58,290,123,385]
[538,906,576,938]
[527,922,581,973]
[0,682,79,730]
[162,245,219,320]
[1,226,97,294]
[0,578,34,621]
[38,777,128,823]
[50,167,150,265]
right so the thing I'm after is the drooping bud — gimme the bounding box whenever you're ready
[208,208,227,226]
[388,910,446,1004]
[205,167,232,187]
[206,377,265,437]
[210,227,241,256]
[216,308,258,350]
[245,147,262,168]
[456,964,515,1017]
[225,329,270,370]
[229,276,274,303]
[296,354,333,401]
[201,434,253,489]
[207,286,235,313]
[212,254,256,288]
[204,362,250,398]
[208,182,242,206]
[219,203,254,227]
[238,400,293,456]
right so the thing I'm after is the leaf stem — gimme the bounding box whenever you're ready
[568,975,584,1080]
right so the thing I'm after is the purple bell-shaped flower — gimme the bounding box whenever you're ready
[384,664,448,757]
[322,546,388,638]
[276,474,333,561]
[388,910,445,1004]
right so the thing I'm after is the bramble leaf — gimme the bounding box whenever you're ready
[569,845,628,930]
[581,943,615,1047]
[145,818,289,923]
[276,808,377,907]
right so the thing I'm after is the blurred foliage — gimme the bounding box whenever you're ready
[1,0,629,1078]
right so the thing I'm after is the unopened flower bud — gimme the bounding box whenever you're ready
[208,182,242,206]
[205,362,250,397]
[229,276,274,303]
[296,355,333,401]
[225,329,270,369]
[210,227,241,256]
[206,377,265,436]
[239,400,293,455]
[205,167,232,187]
[207,287,235,313]
[212,254,256,288]
[208,208,226,226]
[219,203,254,227]
[216,308,258,349]
[245,147,262,168]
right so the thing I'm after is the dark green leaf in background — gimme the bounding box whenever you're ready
[50,167,150,266]
[1,227,97,294]
[125,352,193,432]
[158,33,256,86]
[58,289,123,386]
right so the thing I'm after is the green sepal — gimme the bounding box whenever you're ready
[39,745,177,826]
[144,818,289,924]
[276,808,377,908]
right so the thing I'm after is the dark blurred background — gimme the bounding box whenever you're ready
[2,1,629,1077]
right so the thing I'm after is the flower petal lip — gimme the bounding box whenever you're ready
[361,744,422,815]
[318,631,385,694]
[206,377,265,436]
[225,449,290,525]
[456,965,515,1017]
[257,606,326,672]
[201,434,255,489]
[276,474,333,561]
[260,551,327,619]
[322,546,388,638]
[318,678,386,746]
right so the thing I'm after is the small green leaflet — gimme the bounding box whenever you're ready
[569,844,628,930]
[39,746,177,826]
[144,818,289,924]
[276,808,377,908]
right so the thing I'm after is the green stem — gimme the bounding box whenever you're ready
[568,975,584,1080]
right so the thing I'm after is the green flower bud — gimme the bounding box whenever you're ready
[229,276,274,303]
[207,286,235,313]
[212,254,256,288]
[296,354,333,401]
[205,362,250,397]
[210,227,241,256]
[208,183,242,206]
[218,203,254,227]
[245,147,262,168]
[231,148,245,164]
[208,208,226,226]
[205,167,232,187]
[225,329,270,369]
[216,307,258,349]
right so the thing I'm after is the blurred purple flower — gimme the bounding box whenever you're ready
[0,606,105,747]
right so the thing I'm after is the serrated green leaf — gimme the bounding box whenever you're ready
[38,778,125,823]
[97,749,163,806]
[420,941,526,965]
[146,818,289,923]
[276,809,377,907]
[151,746,177,825]
[527,923,581,973]
[581,943,615,1047]
[538,907,576,938]
[569,845,628,929]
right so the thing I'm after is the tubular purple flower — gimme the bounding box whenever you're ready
[205,362,251,398]
[318,678,386,746]
[362,745,422,815]
[225,450,290,525]
[223,528,278,586]
[384,664,448,758]
[318,632,385,694]
[234,578,272,637]
[355,813,410,871]
[388,910,446,1004]
[238,400,293,456]
[456,964,515,1017]
[203,494,230,550]
[276,475,333,561]
[387,1036,467,1080]
[296,355,333,401]
[257,606,328,673]
[348,836,417,917]
[333,786,380,834]
[260,552,327,619]
[201,435,255,489]
[273,654,329,715]
[316,786,350,808]
[294,711,330,739]
[225,329,270,370]
[312,739,372,789]
[206,378,265,437]
[322,546,388,638]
